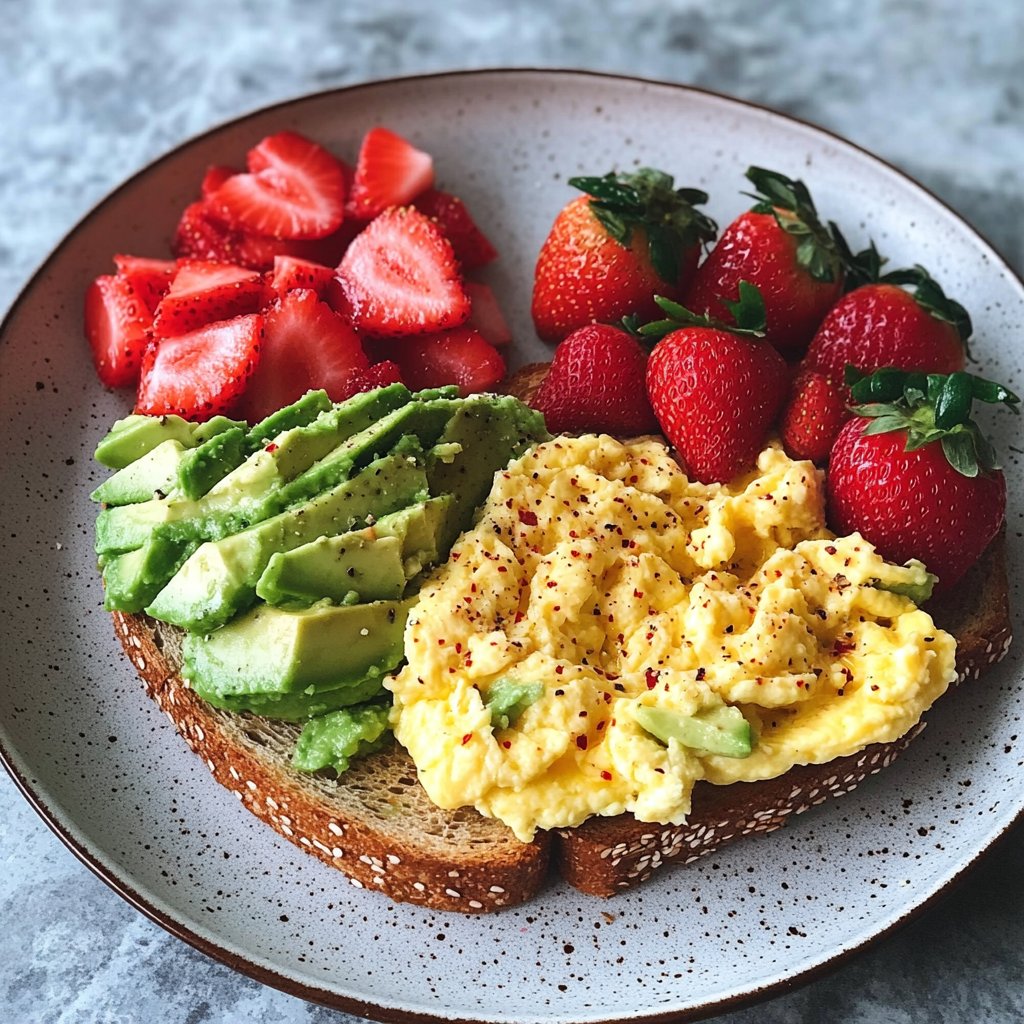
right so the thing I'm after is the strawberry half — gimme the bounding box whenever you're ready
[237,289,370,422]
[113,255,176,313]
[84,275,153,388]
[208,131,347,240]
[464,281,512,347]
[382,327,505,396]
[152,261,264,337]
[336,207,470,337]
[413,188,497,269]
[201,164,240,198]
[268,255,337,299]
[338,360,405,401]
[136,314,264,419]
[347,127,434,222]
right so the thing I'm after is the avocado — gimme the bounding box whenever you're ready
[211,672,387,721]
[255,496,453,608]
[182,597,415,700]
[872,559,937,605]
[485,678,545,729]
[94,413,244,469]
[175,426,248,500]
[91,439,187,506]
[246,389,332,449]
[632,704,753,759]
[146,452,429,631]
[292,702,392,773]
[101,537,197,612]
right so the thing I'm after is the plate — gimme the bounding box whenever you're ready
[1,69,1021,1024]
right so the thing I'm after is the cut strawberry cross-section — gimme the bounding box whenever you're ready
[347,126,434,222]
[152,260,265,337]
[413,188,497,270]
[113,255,176,314]
[207,131,348,240]
[85,274,154,389]
[268,255,338,300]
[136,313,264,419]
[237,289,370,422]
[383,326,505,396]
[336,207,470,337]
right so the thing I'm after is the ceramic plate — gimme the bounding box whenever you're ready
[1,70,1021,1024]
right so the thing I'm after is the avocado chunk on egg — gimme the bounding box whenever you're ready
[632,704,753,759]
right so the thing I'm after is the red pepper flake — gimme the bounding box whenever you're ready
[825,545,837,555]
[600,770,612,781]
[502,740,512,749]
[555,665,564,675]
[832,639,855,657]
[645,668,658,689]
[437,638,445,646]
[461,733,473,745]
[576,735,588,751]
[264,443,278,452]
[546,581,557,588]
[696,667,706,681]
[514,611,525,624]
[451,552,461,562]
[518,509,538,526]
[634,589,644,600]
[455,642,462,654]
[497,565,508,574]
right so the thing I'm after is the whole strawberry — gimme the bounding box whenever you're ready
[684,167,844,355]
[531,323,659,435]
[804,263,969,386]
[780,369,850,464]
[644,283,789,483]
[531,168,717,343]
[828,368,1017,593]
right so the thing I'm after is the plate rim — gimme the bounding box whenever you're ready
[1,66,1021,1024]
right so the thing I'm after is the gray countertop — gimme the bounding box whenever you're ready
[2,2,1022,1021]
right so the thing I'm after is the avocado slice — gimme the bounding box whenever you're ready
[292,702,392,773]
[175,426,248,500]
[94,413,244,469]
[101,537,197,612]
[246,389,332,448]
[182,597,415,700]
[632,704,753,759]
[210,672,388,721]
[146,452,429,631]
[485,678,545,730]
[255,495,453,608]
[91,439,187,506]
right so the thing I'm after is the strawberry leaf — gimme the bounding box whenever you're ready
[941,431,979,477]
[880,265,973,347]
[830,221,885,291]
[721,280,767,333]
[638,284,768,341]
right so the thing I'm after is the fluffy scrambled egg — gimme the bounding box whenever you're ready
[387,436,957,842]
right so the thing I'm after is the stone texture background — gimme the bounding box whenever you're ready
[2,1,1021,1021]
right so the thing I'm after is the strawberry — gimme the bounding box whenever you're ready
[779,369,850,464]
[152,261,264,337]
[237,289,369,421]
[207,131,347,239]
[803,264,969,387]
[338,360,405,400]
[412,188,497,269]
[382,327,505,397]
[268,255,338,299]
[200,164,239,198]
[827,367,1017,592]
[643,284,789,483]
[347,126,434,222]
[531,323,658,435]
[112,255,176,313]
[532,168,716,343]
[464,281,512,347]
[84,275,153,388]
[684,167,844,355]
[335,207,470,337]
[136,314,264,419]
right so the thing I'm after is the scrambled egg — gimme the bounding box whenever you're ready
[387,436,957,842]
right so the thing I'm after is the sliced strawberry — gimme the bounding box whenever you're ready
[347,127,434,222]
[152,261,264,337]
[413,188,497,269]
[201,164,240,198]
[84,275,153,388]
[268,255,337,299]
[336,207,470,338]
[464,281,512,347]
[113,255,176,313]
[238,289,370,421]
[384,327,505,396]
[338,360,405,401]
[136,314,263,419]
[208,131,347,240]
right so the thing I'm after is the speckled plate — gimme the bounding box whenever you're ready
[1,70,1021,1024]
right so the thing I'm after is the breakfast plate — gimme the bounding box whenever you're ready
[1,69,1021,1023]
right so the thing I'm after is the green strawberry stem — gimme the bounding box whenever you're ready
[569,168,718,285]
[845,366,1019,477]
[744,167,842,283]
[635,281,767,343]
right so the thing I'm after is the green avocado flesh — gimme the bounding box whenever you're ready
[292,702,392,774]
[93,387,550,731]
[632,704,753,759]
[485,678,545,730]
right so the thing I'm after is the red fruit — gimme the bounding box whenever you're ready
[84,275,153,388]
[828,416,1005,593]
[531,323,658,435]
[532,168,715,343]
[803,282,967,386]
[646,326,789,483]
[268,255,338,299]
[113,255,176,313]
[412,188,497,269]
[779,370,850,464]
[201,165,239,198]
[338,360,405,400]
[237,290,369,421]
[347,127,434,222]
[152,261,264,337]
[136,314,263,419]
[383,327,504,397]
[207,131,348,240]
[465,281,512,347]
[336,207,470,337]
